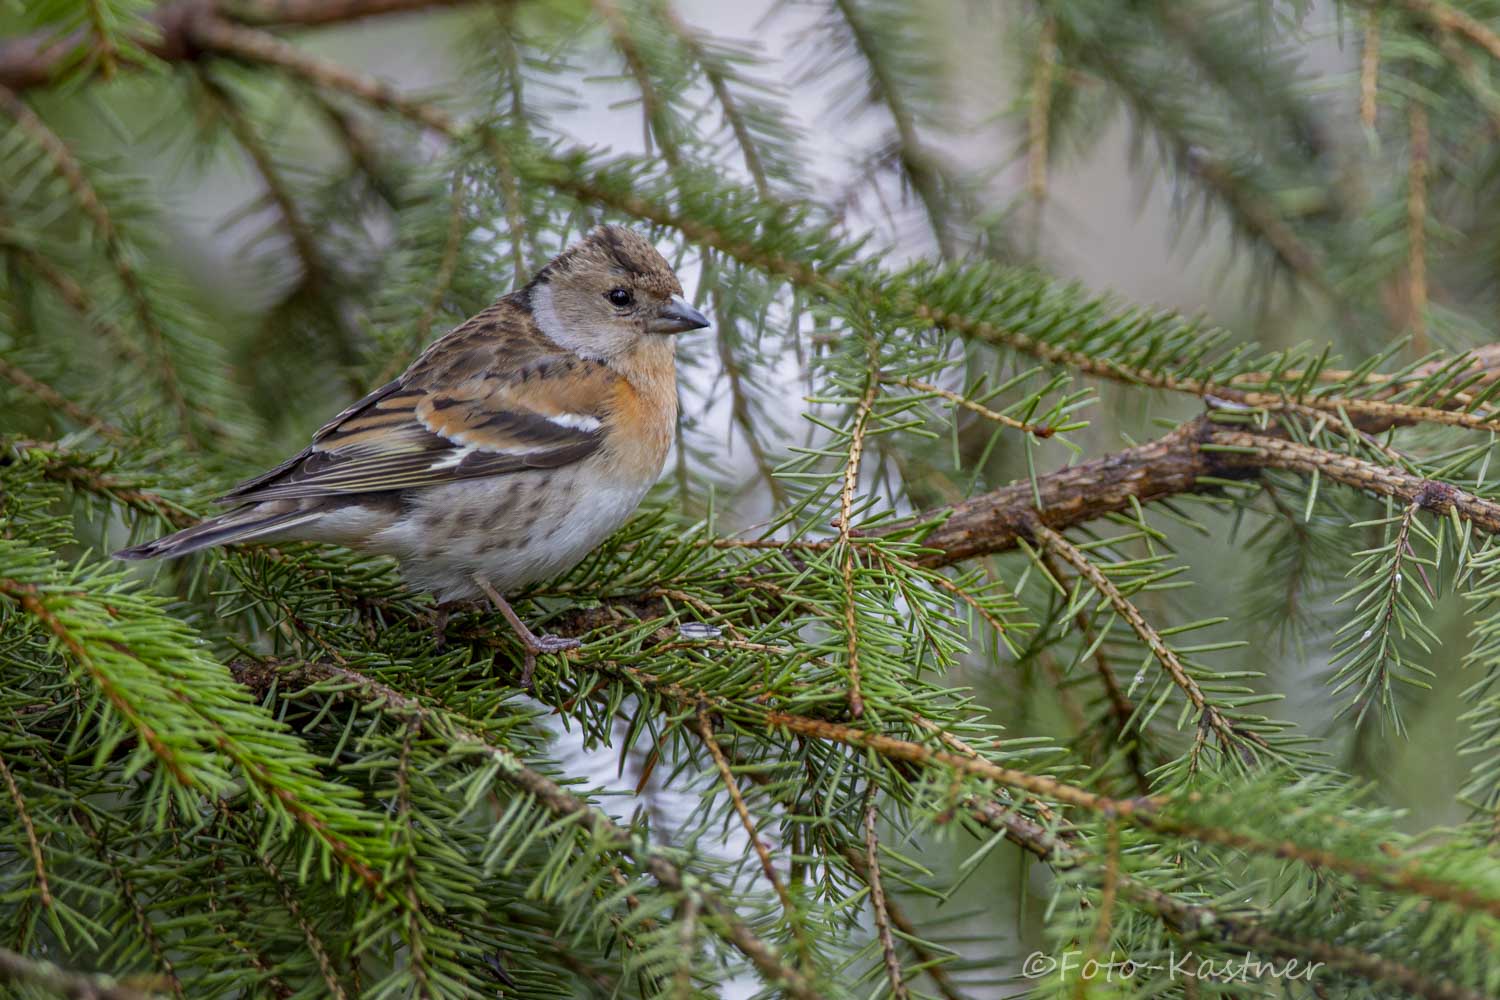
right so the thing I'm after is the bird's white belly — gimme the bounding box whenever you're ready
[361,466,651,601]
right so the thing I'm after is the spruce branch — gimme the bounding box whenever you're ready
[710,285,790,507]
[838,348,880,718]
[1329,497,1439,731]
[479,130,528,285]
[878,374,1062,438]
[24,427,1494,993]
[1039,4,1331,292]
[0,237,151,373]
[1105,868,1490,1000]
[1362,11,1382,128]
[658,3,771,196]
[1026,15,1056,209]
[0,357,127,442]
[15,439,197,527]
[1396,0,1500,64]
[711,728,968,1000]
[9,9,1500,995]
[301,84,404,207]
[1024,517,1260,767]
[693,709,811,967]
[828,0,954,256]
[0,0,487,92]
[1037,548,1152,796]
[594,0,684,169]
[0,88,201,444]
[764,712,1500,922]
[247,836,353,1000]
[861,785,910,1000]
[0,747,52,911]
[12,0,1500,441]
[0,575,197,787]
[1408,101,1431,352]
[76,808,187,999]
[412,170,468,356]
[232,658,826,999]
[194,70,366,389]
[22,7,1485,448]
[0,532,393,891]
[0,946,162,1000]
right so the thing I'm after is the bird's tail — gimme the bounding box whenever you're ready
[114,503,321,561]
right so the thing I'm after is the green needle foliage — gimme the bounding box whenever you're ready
[2,2,1500,998]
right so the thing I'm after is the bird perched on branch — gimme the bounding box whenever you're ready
[117,225,710,684]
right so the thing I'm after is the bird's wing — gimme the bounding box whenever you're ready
[218,300,615,504]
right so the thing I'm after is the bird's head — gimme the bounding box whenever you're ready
[526,225,709,360]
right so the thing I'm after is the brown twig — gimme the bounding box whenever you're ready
[862,786,910,1000]
[765,710,1150,816]
[661,2,769,196]
[0,357,126,441]
[0,946,160,1000]
[1361,13,1381,127]
[831,0,953,256]
[880,374,1057,437]
[839,364,881,717]
[1399,0,1500,62]
[0,0,485,91]
[594,0,682,168]
[883,416,1500,568]
[1037,550,1152,797]
[1211,429,1500,530]
[1026,519,1256,766]
[1027,15,1056,255]
[713,287,790,507]
[0,748,52,909]
[189,16,456,132]
[694,710,810,964]
[1408,102,1430,353]
[250,842,351,999]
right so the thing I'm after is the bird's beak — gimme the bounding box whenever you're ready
[649,295,711,335]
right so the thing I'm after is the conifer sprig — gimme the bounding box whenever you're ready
[6,1,1500,996]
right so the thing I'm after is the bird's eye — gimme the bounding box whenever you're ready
[607,288,634,308]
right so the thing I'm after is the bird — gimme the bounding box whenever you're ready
[116,225,710,684]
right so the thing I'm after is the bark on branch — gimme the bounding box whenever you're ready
[0,0,479,92]
[900,414,1500,567]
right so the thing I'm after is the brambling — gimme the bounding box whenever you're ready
[117,225,710,682]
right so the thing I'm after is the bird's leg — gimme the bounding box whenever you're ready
[471,576,581,688]
[429,598,483,651]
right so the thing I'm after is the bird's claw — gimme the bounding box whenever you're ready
[529,634,582,654]
[519,633,581,689]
